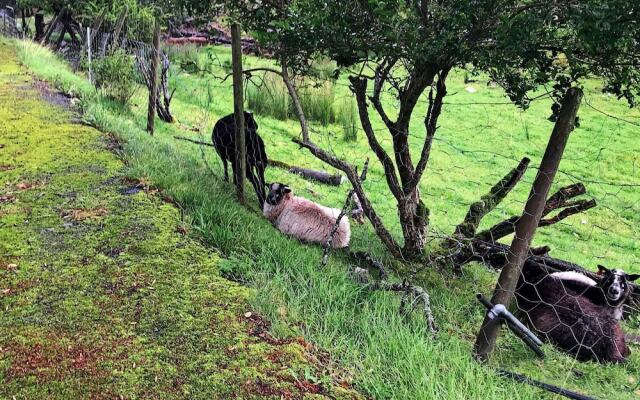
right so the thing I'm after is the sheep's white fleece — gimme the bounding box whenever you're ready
[263,193,351,248]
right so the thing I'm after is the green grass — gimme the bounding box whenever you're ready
[12,38,640,399]
[336,96,359,142]
[297,80,336,126]
[0,39,361,399]
[246,73,291,121]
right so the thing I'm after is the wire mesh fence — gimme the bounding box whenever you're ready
[11,13,640,396]
[0,7,20,38]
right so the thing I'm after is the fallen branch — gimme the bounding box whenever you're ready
[391,280,437,335]
[349,253,437,335]
[174,135,213,147]
[350,192,365,223]
[321,159,369,266]
[269,159,344,186]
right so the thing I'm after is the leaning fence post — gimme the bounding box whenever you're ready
[473,87,583,362]
[146,20,160,135]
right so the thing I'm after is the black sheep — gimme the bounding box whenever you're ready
[212,112,267,206]
[515,262,639,363]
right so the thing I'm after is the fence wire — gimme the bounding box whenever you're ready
[0,8,20,38]
[12,13,640,396]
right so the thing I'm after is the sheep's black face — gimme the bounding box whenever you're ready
[266,183,291,206]
[598,265,640,305]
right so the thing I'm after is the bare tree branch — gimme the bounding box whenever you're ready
[369,58,397,131]
[322,159,369,266]
[409,68,450,191]
[350,76,403,201]
[476,184,596,242]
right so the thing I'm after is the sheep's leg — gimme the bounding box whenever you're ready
[257,165,267,202]
[214,147,229,182]
[222,160,229,182]
[246,166,266,207]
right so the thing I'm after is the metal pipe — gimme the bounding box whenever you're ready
[477,294,545,357]
[497,369,598,400]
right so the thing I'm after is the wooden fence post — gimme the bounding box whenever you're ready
[231,22,246,204]
[473,87,583,362]
[34,11,44,40]
[146,20,160,135]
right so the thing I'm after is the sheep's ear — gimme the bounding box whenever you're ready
[597,264,609,274]
[283,186,292,194]
[627,274,640,282]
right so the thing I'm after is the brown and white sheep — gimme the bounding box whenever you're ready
[263,183,351,248]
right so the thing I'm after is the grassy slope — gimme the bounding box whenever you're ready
[0,41,361,399]
[11,38,640,399]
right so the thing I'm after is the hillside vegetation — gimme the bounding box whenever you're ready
[9,38,640,399]
[0,40,362,399]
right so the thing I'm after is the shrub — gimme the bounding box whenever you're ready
[246,74,290,120]
[93,49,137,104]
[336,97,359,142]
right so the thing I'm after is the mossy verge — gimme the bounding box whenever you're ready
[0,41,361,399]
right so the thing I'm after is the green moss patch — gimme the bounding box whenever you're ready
[0,41,360,399]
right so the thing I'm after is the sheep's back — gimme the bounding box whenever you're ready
[276,198,350,247]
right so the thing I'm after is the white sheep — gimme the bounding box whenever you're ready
[263,183,351,248]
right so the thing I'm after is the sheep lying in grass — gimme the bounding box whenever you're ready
[516,263,639,363]
[263,183,350,248]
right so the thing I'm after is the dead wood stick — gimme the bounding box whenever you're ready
[382,280,437,335]
[109,5,128,54]
[40,8,64,45]
[476,184,596,243]
[543,183,586,217]
[351,192,365,222]
[349,253,437,335]
[454,157,530,239]
[174,135,214,147]
[321,159,369,266]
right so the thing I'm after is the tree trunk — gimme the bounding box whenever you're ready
[399,188,428,257]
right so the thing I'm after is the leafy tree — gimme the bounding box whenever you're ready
[233,0,640,259]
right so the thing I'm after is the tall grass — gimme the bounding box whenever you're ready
[245,73,290,120]
[246,74,338,127]
[337,97,359,141]
[309,57,337,81]
[297,80,336,126]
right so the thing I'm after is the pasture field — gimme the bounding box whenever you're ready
[9,38,640,399]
